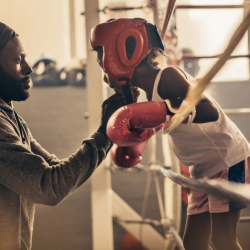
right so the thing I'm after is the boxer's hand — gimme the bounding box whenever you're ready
[106,99,195,145]
[97,93,126,136]
[107,101,167,146]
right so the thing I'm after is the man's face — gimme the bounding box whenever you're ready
[0,36,32,103]
[95,47,123,95]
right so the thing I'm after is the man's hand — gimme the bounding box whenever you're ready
[97,93,126,136]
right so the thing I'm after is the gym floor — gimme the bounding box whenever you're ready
[14,84,250,250]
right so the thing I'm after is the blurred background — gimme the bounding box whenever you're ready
[1,0,250,249]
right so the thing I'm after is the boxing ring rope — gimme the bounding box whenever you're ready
[175,5,244,10]
[81,6,149,15]
[111,159,250,206]
[81,3,245,16]
[161,168,250,205]
[224,108,250,114]
[160,0,176,39]
[182,54,250,60]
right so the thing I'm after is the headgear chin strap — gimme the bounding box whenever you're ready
[90,18,164,104]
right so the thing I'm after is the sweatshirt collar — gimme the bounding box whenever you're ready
[0,97,14,112]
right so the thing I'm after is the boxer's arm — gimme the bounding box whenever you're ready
[158,67,219,123]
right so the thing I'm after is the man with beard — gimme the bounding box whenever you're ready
[0,22,125,250]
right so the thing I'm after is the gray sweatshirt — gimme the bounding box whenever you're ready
[0,98,112,250]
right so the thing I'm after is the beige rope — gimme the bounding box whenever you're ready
[162,11,250,133]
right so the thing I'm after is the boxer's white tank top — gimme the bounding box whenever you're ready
[151,67,250,178]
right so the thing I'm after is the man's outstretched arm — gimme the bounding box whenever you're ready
[0,93,125,205]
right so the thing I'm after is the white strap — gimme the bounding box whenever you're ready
[164,100,196,124]
[164,99,178,114]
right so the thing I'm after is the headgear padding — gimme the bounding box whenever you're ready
[90,18,164,85]
[0,22,19,52]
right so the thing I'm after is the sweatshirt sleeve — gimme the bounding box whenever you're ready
[0,114,112,206]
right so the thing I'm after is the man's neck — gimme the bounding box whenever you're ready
[0,95,12,107]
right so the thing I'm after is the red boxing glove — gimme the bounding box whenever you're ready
[111,125,163,168]
[111,142,147,168]
[107,100,195,146]
[107,101,167,146]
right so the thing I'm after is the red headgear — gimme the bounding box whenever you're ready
[90,18,164,85]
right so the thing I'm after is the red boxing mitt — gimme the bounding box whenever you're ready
[111,142,147,168]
